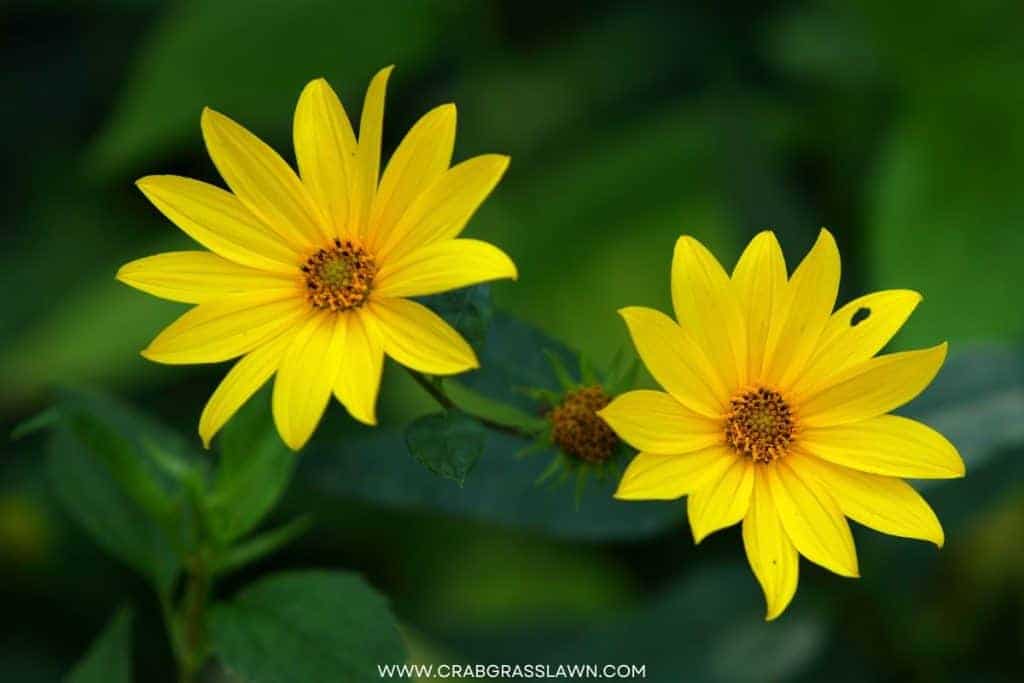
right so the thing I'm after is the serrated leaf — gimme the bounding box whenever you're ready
[65,607,133,683]
[404,411,486,486]
[209,570,405,683]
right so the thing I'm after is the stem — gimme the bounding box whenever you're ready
[159,590,184,668]
[406,369,536,438]
[177,553,211,683]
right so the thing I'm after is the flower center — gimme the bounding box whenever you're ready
[550,386,618,464]
[302,238,376,311]
[724,387,795,463]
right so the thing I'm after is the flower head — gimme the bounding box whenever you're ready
[598,229,965,620]
[520,351,636,502]
[118,68,516,450]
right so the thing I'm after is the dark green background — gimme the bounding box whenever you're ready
[2,1,1023,680]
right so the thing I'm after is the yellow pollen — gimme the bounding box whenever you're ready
[302,238,376,311]
[550,386,618,464]
[724,387,795,463]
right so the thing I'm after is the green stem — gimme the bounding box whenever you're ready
[177,553,212,683]
[159,590,184,668]
[406,369,536,439]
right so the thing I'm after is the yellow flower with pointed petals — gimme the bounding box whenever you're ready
[117,67,516,450]
[598,229,965,620]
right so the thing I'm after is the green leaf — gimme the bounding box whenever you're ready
[206,393,296,544]
[419,284,494,353]
[209,570,406,683]
[307,426,673,540]
[867,56,1024,348]
[304,347,1024,540]
[47,389,188,590]
[65,607,133,683]
[543,349,578,391]
[404,411,486,486]
[455,312,581,413]
[541,565,826,682]
[212,515,313,577]
[10,406,60,440]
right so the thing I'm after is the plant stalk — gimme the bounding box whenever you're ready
[405,369,537,438]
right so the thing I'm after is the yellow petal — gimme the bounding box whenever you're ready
[380,154,509,262]
[768,459,859,578]
[272,313,345,450]
[142,290,308,365]
[731,231,787,381]
[792,452,945,547]
[671,236,748,391]
[742,471,799,621]
[618,306,728,419]
[369,104,457,255]
[333,309,384,426]
[799,414,964,479]
[614,446,737,501]
[351,66,393,238]
[198,330,295,448]
[201,108,328,249]
[762,229,840,389]
[597,390,723,455]
[117,251,295,304]
[687,456,754,543]
[795,290,922,394]
[368,297,477,375]
[373,238,516,299]
[293,78,357,237]
[797,343,948,428]
[136,175,298,273]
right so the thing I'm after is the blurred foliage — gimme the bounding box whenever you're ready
[4,0,1024,681]
[66,608,133,683]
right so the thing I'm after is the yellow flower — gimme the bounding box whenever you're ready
[117,68,516,450]
[598,229,964,620]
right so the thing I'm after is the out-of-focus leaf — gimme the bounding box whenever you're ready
[419,284,493,354]
[305,427,673,541]
[65,607,133,683]
[415,535,635,628]
[766,5,881,86]
[206,393,296,544]
[209,570,405,683]
[10,406,60,440]
[46,389,189,590]
[446,565,826,683]
[64,414,177,525]
[305,347,1024,541]
[485,93,807,366]
[556,566,826,682]
[89,0,486,176]
[212,515,313,577]
[454,312,580,413]
[405,411,486,486]
[1,268,184,408]
[868,57,1024,347]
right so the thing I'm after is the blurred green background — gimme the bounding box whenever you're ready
[3,1,1024,680]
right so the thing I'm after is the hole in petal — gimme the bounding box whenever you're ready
[850,307,871,327]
